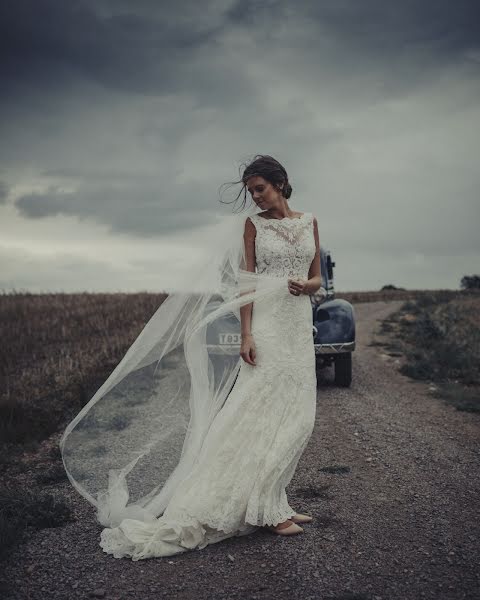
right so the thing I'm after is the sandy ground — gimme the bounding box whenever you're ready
[4,300,480,600]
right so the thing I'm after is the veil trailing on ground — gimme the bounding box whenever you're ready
[60,203,291,528]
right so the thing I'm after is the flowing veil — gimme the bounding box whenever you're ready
[59,203,290,528]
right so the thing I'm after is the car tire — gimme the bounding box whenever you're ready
[334,353,352,387]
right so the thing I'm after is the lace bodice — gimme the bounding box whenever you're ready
[249,212,316,279]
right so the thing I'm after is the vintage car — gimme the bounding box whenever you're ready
[311,248,355,387]
[205,245,355,387]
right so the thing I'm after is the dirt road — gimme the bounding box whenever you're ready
[5,300,480,600]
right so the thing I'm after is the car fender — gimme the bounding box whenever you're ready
[312,298,355,348]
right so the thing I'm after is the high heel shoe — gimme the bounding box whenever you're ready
[266,519,304,535]
[290,513,313,524]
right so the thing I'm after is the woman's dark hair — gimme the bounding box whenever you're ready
[219,154,292,212]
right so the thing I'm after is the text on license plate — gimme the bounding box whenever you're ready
[219,333,241,344]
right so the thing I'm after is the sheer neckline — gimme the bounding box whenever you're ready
[257,212,306,221]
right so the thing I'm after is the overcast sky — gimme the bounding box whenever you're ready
[1,0,479,293]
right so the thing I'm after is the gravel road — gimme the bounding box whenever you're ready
[4,300,480,600]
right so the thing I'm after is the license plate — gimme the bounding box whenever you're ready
[219,333,241,344]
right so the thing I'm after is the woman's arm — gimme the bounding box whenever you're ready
[240,217,256,336]
[306,216,322,294]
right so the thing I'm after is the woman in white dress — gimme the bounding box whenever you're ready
[61,154,322,560]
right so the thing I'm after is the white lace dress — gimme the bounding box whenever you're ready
[100,211,318,559]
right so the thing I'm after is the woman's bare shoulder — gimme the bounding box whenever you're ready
[244,215,257,236]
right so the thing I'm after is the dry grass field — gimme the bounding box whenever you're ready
[369,291,480,413]
[0,291,168,447]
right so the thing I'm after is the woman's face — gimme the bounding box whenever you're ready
[246,176,283,210]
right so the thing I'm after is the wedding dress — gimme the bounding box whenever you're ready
[94,211,318,559]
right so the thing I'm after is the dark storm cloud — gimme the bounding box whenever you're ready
[2,0,479,97]
[2,0,480,245]
[0,0,235,96]
[0,0,478,293]
[226,0,480,57]
[14,180,222,236]
[305,0,480,54]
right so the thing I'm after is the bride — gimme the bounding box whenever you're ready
[60,154,322,560]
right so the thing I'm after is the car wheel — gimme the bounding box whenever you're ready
[334,353,352,387]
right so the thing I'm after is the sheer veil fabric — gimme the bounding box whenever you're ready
[59,203,293,538]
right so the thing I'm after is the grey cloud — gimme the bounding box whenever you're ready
[1,0,479,293]
[0,181,8,203]
[15,189,67,218]
[14,180,223,236]
[0,0,232,95]
[304,0,480,56]
[0,244,166,293]
[2,0,479,102]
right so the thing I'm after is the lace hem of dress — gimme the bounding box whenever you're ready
[98,503,300,560]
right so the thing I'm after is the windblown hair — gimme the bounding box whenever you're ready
[219,154,293,212]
